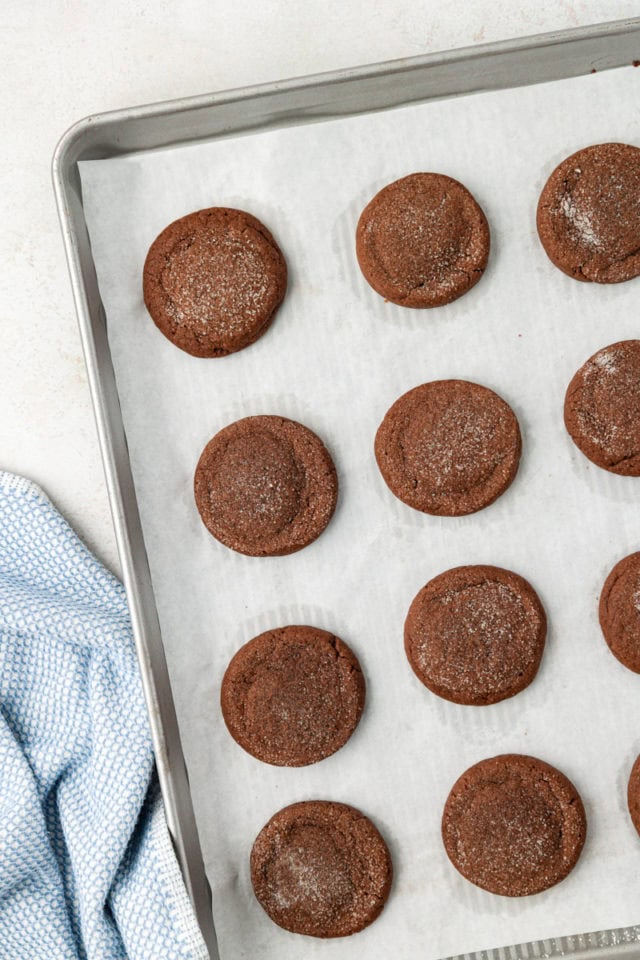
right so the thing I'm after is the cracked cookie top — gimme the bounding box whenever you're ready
[564,340,640,476]
[536,143,640,284]
[405,565,546,705]
[221,626,365,766]
[442,754,587,897]
[194,415,338,556]
[251,800,392,937]
[374,379,521,516]
[599,551,640,672]
[143,206,287,356]
[355,172,490,307]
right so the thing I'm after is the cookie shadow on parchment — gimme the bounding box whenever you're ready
[331,171,499,335]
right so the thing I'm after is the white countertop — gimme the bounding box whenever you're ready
[3,0,638,575]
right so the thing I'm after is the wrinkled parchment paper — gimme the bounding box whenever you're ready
[80,65,640,960]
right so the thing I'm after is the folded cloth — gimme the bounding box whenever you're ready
[0,472,208,960]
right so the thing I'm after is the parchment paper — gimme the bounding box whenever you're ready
[80,65,640,960]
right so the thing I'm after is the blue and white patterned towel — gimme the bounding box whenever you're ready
[0,472,208,960]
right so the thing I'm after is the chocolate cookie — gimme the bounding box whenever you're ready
[537,143,640,283]
[143,207,287,357]
[194,415,338,556]
[356,173,490,307]
[375,380,521,516]
[628,754,640,836]
[405,565,546,706]
[564,340,640,476]
[599,552,640,672]
[221,626,365,766]
[250,800,392,937]
[442,754,586,897]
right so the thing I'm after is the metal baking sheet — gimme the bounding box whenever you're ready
[53,18,640,960]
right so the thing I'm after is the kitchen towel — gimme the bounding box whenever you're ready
[0,471,208,960]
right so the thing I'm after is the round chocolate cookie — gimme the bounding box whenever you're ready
[143,207,287,357]
[599,552,640,672]
[442,754,586,897]
[628,754,640,837]
[356,172,490,307]
[564,340,640,476]
[250,800,392,938]
[375,380,521,516]
[405,565,546,706]
[536,143,640,284]
[194,415,338,556]
[221,626,365,766]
